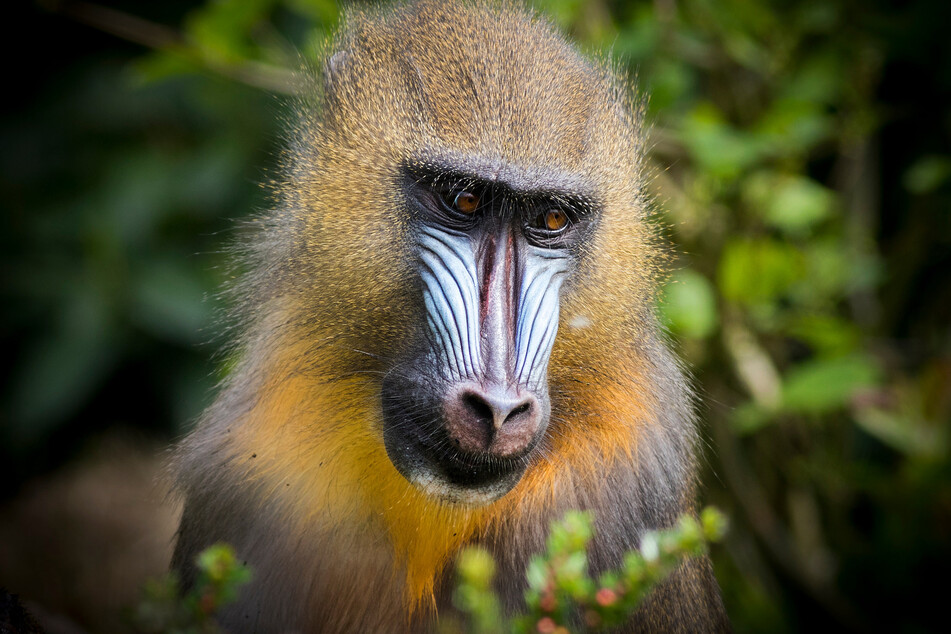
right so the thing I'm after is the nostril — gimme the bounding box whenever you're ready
[506,402,531,425]
[462,392,494,425]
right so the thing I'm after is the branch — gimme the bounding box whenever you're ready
[39,0,301,94]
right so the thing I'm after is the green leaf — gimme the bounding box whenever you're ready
[744,172,836,235]
[185,0,276,64]
[729,401,774,435]
[659,268,719,339]
[194,543,253,609]
[285,0,340,26]
[700,508,729,541]
[903,155,951,194]
[681,103,762,180]
[781,53,843,104]
[133,48,205,84]
[781,355,881,414]
[526,556,549,591]
[784,314,860,356]
[456,548,496,589]
[754,99,834,156]
[7,289,118,446]
[557,551,589,580]
[854,406,948,458]
[541,0,587,30]
[767,176,835,233]
[614,5,661,61]
[646,59,695,113]
[718,238,805,306]
[130,258,214,345]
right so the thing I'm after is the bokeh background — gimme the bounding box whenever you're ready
[2,0,949,632]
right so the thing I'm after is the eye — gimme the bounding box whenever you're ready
[542,209,568,231]
[530,207,570,234]
[434,184,481,222]
[524,203,582,248]
[453,191,480,214]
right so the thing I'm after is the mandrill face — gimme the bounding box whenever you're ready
[381,163,598,505]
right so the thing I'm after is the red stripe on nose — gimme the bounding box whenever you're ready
[477,230,518,384]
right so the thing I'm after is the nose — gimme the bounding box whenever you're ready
[443,382,542,456]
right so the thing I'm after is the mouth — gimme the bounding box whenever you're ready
[380,373,546,505]
[392,454,526,506]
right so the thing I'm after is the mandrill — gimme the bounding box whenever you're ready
[172,0,729,632]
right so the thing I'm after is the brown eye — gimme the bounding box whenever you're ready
[543,209,568,231]
[453,191,479,214]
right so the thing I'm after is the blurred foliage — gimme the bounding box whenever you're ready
[134,543,251,634]
[445,508,727,633]
[2,0,950,632]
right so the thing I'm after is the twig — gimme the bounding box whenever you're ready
[39,0,301,94]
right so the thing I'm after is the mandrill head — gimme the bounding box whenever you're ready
[275,0,652,507]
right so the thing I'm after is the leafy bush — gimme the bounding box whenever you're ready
[134,544,251,634]
[448,508,727,633]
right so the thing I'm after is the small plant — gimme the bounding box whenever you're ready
[452,508,727,633]
[134,544,252,634]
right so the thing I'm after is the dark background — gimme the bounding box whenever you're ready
[2,0,950,632]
